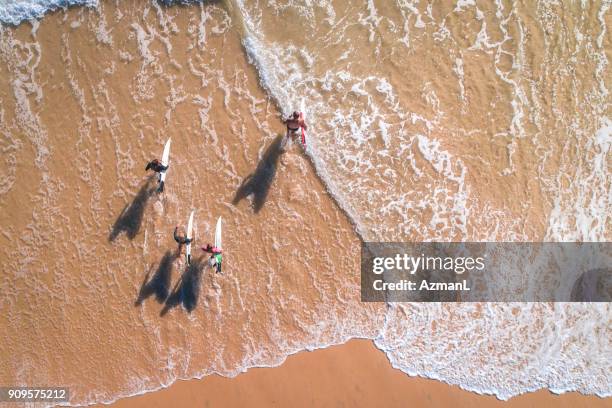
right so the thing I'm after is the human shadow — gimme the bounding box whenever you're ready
[233,135,284,213]
[109,176,155,242]
[160,257,205,316]
[135,251,176,306]
[570,268,611,302]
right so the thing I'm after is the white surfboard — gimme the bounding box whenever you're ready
[159,138,171,185]
[214,216,222,250]
[186,210,194,264]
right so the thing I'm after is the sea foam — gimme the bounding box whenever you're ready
[0,0,209,25]
[0,0,97,25]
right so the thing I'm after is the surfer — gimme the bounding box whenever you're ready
[145,159,168,173]
[146,158,169,192]
[202,244,222,274]
[282,111,307,149]
[173,225,192,257]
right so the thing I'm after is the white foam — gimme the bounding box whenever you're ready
[546,118,612,241]
[454,0,476,13]
[452,56,466,108]
[0,0,97,25]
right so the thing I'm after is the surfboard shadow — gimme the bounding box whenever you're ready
[135,251,176,306]
[160,257,205,316]
[232,135,283,213]
[109,177,155,242]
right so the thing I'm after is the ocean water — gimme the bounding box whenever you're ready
[0,0,97,26]
[0,0,610,405]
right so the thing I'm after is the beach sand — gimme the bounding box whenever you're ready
[99,339,611,408]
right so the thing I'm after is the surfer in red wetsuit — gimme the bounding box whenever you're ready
[145,159,168,173]
[202,244,223,274]
[282,111,307,149]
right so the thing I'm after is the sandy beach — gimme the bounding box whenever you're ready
[99,339,611,408]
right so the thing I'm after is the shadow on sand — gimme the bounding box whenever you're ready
[233,135,284,213]
[160,257,205,316]
[109,176,155,242]
[135,251,176,306]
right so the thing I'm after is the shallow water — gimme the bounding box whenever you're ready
[0,0,610,404]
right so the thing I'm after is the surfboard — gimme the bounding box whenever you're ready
[158,138,171,190]
[186,210,194,264]
[214,216,222,250]
[300,99,307,147]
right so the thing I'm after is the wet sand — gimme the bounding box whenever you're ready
[99,339,612,408]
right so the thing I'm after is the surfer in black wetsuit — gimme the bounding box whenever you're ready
[146,159,169,192]
[173,225,192,257]
[281,111,307,149]
[145,159,168,173]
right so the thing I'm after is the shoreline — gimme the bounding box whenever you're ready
[93,339,611,408]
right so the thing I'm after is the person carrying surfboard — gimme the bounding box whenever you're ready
[282,111,307,149]
[147,138,171,193]
[173,225,192,257]
[202,244,222,274]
